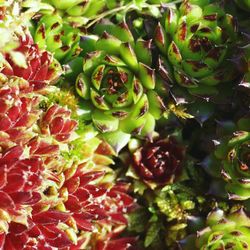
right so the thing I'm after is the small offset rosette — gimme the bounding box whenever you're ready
[216,129,250,200]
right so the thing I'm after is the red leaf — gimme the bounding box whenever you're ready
[0,166,7,189]
[0,99,9,113]
[3,173,25,193]
[0,115,11,131]
[108,213,127,224]
[73,214,93,231]
[65,195,82,213]
[96,237,138,250]
[79,171,105,186]
[0,233,5,249]
[74,188,89,202]
[34,144,59,156]
[7,105,20,122]
[9,222,28,235]
[61,120,77,134]
[0,191,15,209]
[43,105,58,123]
[63,177,80,194]
[9,191,41,205]
[50,117,64,134]
[0,146,23,164]
[33,211,70,225]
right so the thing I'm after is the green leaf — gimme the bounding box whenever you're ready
[101,130,130,154]
[92,109,119,133]
[144,221,161,247]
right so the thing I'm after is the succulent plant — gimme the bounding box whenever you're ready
[155,0,238,96]
[200,106,250,200]
[212,128,250,200]
[40,104,78,142]
[131,136,185,187]
[33,12,82,63]
[0,79,135,249]
[181,208,250,250]
[0,25,136,249]
[0,72,73,249]
[58,137,136,249]
[2,0,250,249]
[0,1,32,52]
[2,33,62,90]
[75,21,166,150]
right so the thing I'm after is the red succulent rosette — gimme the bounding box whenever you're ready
[132,137,185,186]
[59,140,136,249]
[2,33,61,90]
[0,145,42,222]
[0,78,41,149]
[40,104,78,142]
[0,139,62,250]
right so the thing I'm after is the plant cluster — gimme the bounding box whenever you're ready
[0,0,250,249]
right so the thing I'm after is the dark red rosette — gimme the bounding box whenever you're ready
[132,137,185,185]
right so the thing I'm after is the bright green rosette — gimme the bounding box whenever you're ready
[154,0,238,96]
[181,208,250,250]
[33,13,81,63]
[75,21,166,153]
[203,116,250,200]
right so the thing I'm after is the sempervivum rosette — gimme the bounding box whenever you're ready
[2,33,62,90]
[0,27,76,248]
[181,208,250,250]
[33,13,82,63]
[0,75,76,249]
[0,76,40,149]
[125,135,206,248]
[155,0,238,96]
[0,23,136,248]
[213,130,250,200]
[75,21,166,150]
[55,137,136,249]
[203,114,250,200]
[131,136,185,187]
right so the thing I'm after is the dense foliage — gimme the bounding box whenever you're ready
[0,0,250,249]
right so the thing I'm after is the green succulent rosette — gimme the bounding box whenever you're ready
[182,208,250,250]
[235,0,250,11]
[215,130,250,200]
[154,0,238,96]
[75,22,166,152]
[203,116,250,200]
[33,13,81,63]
